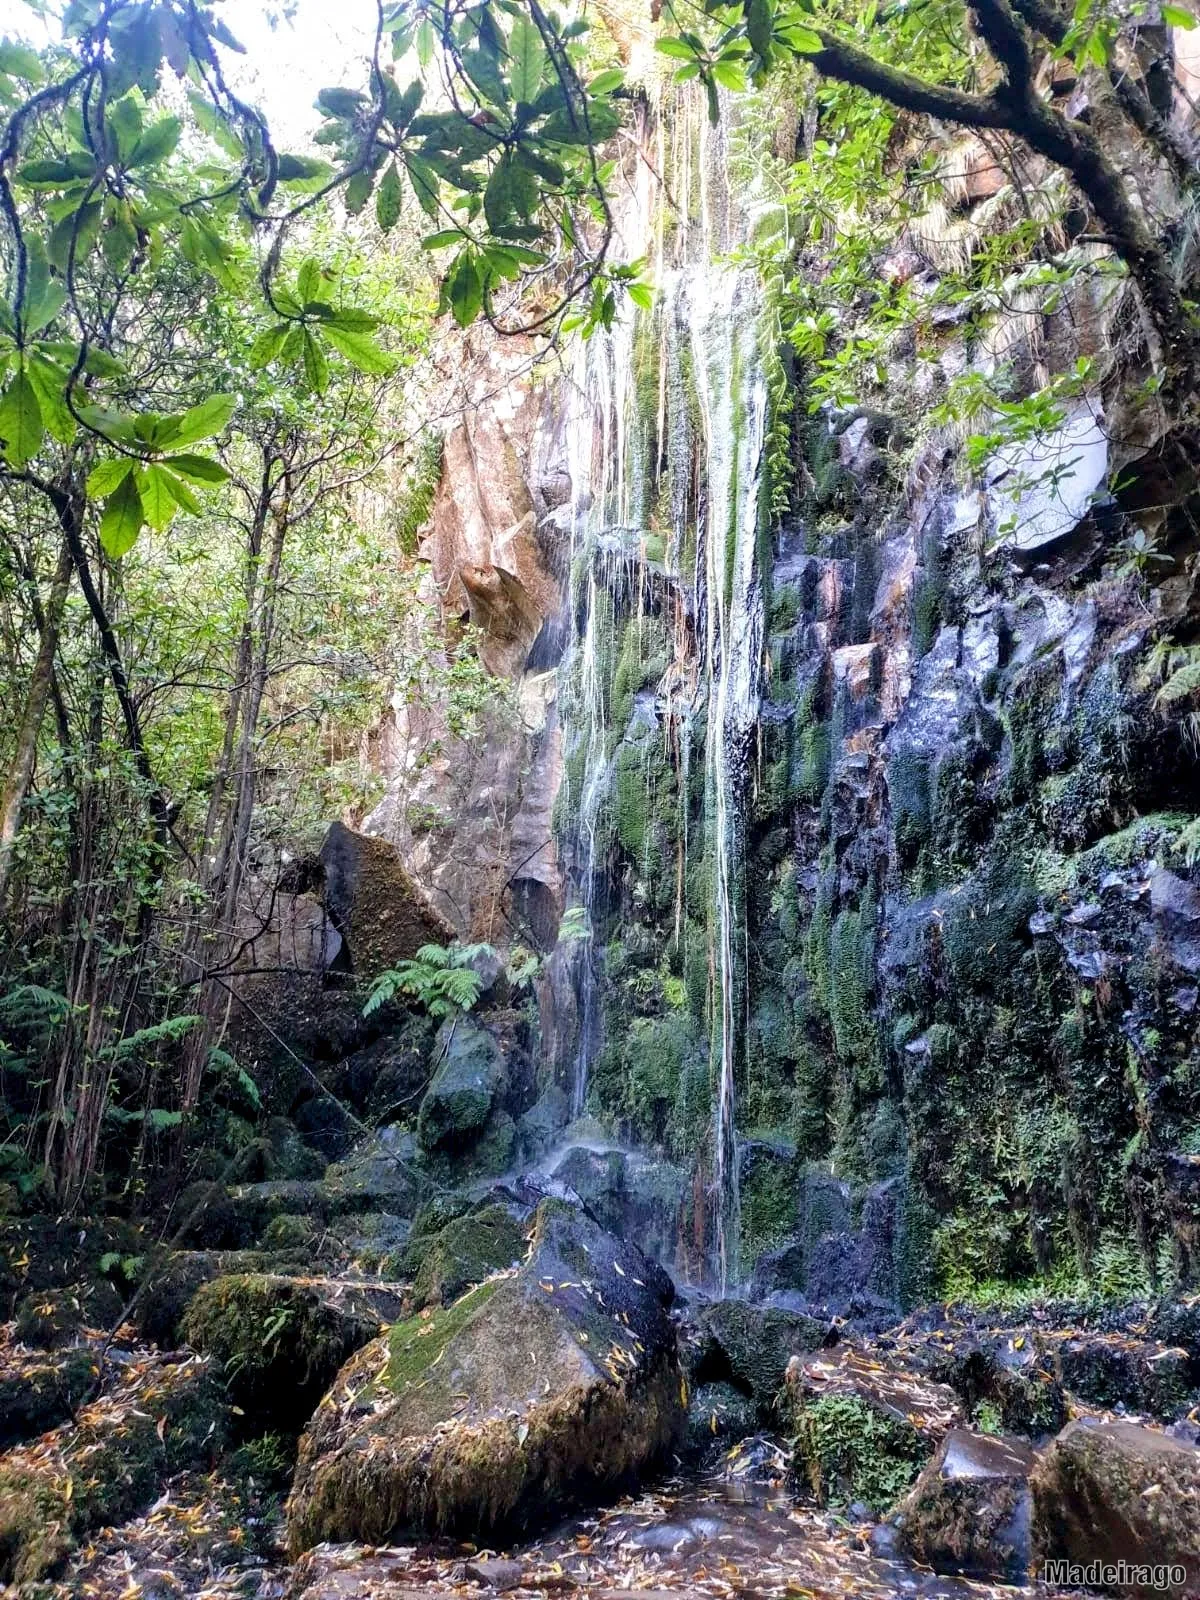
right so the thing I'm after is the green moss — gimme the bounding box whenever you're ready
[382,1277,504,1394]
[740,1151,801,1266]
[408,1205,526,1312]
[182,1274,379,1432]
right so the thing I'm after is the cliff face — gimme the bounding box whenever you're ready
[377,79,1200,1306]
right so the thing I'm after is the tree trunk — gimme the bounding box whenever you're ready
[0,536,72,907]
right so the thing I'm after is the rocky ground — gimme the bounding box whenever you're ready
[3,1167,1200,1600]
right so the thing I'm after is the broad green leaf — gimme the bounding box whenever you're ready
[87,456,135,497]
[462,46,508,107]
[746,0,774,58]
[297,258,322,302]
[446,252,483,327]
[325,307,379,331]
[277,153,331,182]
[130,115,182,167]
[376,161,403,231]
[344,168,374,214]
[166,393,236,448]
[162,453,229,484]
[26,352,74,443]
[0,371,43,468]
[589,68,625,95]
[509,14,546,103]
[99,472,143,558]
[22,277,66,337]
[249,322,290,368]
[655,37,700,60]
[136,463,177,532]
[301,329,329,391]
[160,469,202,515]
[316,86,366,119]
[780,23,823,52]
[1163,4,1197,26]
[103,210,138,273]
[323,325,396,374]
[186,91,243,159]
[407,155,440,218]
[47,202,102,272]
[0,39,45,83]
[422,229,467,249]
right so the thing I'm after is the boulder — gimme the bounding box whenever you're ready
[286,1200,684,1552]
[1032,1420,1200,1595]
[515,1084,571,1162]
[323,1127,426,1217]
[0,1345,99,1449]
[699,1298,826,1413]
[0,1353,226,1585]
[685,1382,758,1459]
[417,1016,507,1151]
[406,1203,527,1311]
[787,1342,964,1510]
[897,1325,1068,1436]
[318,821,454,974]
[181,1273,383,1432]
[1041,1330,1194,1420]
[13,1282,123,1347]
[896,1429,1034,1582]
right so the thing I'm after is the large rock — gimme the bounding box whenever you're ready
[319,821,453,974]
[0,1353,226,1585]
[286,1200,683,1551]
[417,1016,508,1151]
[787,1341,964,1510]
[0,1345,99,1449]
[897,1429,1034,1582]
[182,1273,383,1432]
[405,1203,527,1311]
[699,1298,826,1414]
[1032,1420,1200,1595]
[323,1126,426,1216]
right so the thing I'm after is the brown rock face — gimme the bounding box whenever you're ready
[1031,1421,1200,1597]
[319,822,454,973]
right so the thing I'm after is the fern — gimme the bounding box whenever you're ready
[0,984,76,1026]
[1157,659,1200,708]
[364,941,493,1019]
[99,1014,202,1060]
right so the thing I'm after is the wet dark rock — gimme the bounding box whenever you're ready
[699,1298,827,1414]
[516,1084,571,1161]
[685,1381,759,1459]
[322,1126,426,1217]
[464,1557,525,1590]
[13,1281,123,1347]
[404,1201,527,1311]
[0,1216,144,1317]
[417,1015,508,1151]
[1042,1329,1194,1420]
[897,1428,1034,1581]
[547,1143,686,1267]
[286,1199,683,1552]
[0,1344,99,1449]
[1032,1419,1200,1594]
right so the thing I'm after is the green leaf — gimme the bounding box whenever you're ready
[746,0,774,58]
[87,456,135,497]
[422,229,467,249]
[322,325,396,374]
[301,329,329,391]
[376,161,403,231]
[159,469,201,516]
[0,39,45,83]
[277,153,331,182]
[780,23,823,52]
[297,258,322,303]
[166,393,236,448]
[103,210,138,273]
[655,37,701,60]
[130,115,182,168]
[325,307,379,331]
[22,278,66,337]
[99,472,144,558]
[446,252,483,327]
[316,85,367,119]
[589,68,625,94]
[0,371,43,468]
[48,203,101,272]
[407,155,440,218]
[136,464,177,532]
[509,14,546,103]
[26,353,73,444]
[462,46,509,107]
[249,322,290,368]
[1163,3,1197,26]
[162,453,230,484]
[344,167,374,214]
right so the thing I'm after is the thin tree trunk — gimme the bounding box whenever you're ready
[0,536,72,906]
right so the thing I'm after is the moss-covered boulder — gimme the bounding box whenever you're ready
[0,1346,99,1449]
[0,1352,226,1585]
[896,1429,1034,1582]
[899,1325,1067,1436]
[13,1282,123,1348]
[699,1299,826,1414]
[182,1274,382,1432]
[417,1016,508,1151]
[0,1216,143,1316]
[407,1204,527,1311]
[1041,1330,1194,1421]
[1031,1420,1200,1594]
[323,1126,427,1216]
[787,1342,963,1509]
[286,1200,684,1552]
[319,821,454,974]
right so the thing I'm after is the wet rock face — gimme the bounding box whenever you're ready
[897,1429,1034,1582]
[1032,1420,1200,1595]
[416,1015,508,1152]
[285,1200,684,1553]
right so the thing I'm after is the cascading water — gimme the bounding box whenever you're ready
[556,90,773,1288]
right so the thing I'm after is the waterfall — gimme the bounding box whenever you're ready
[556,91,772,1288]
